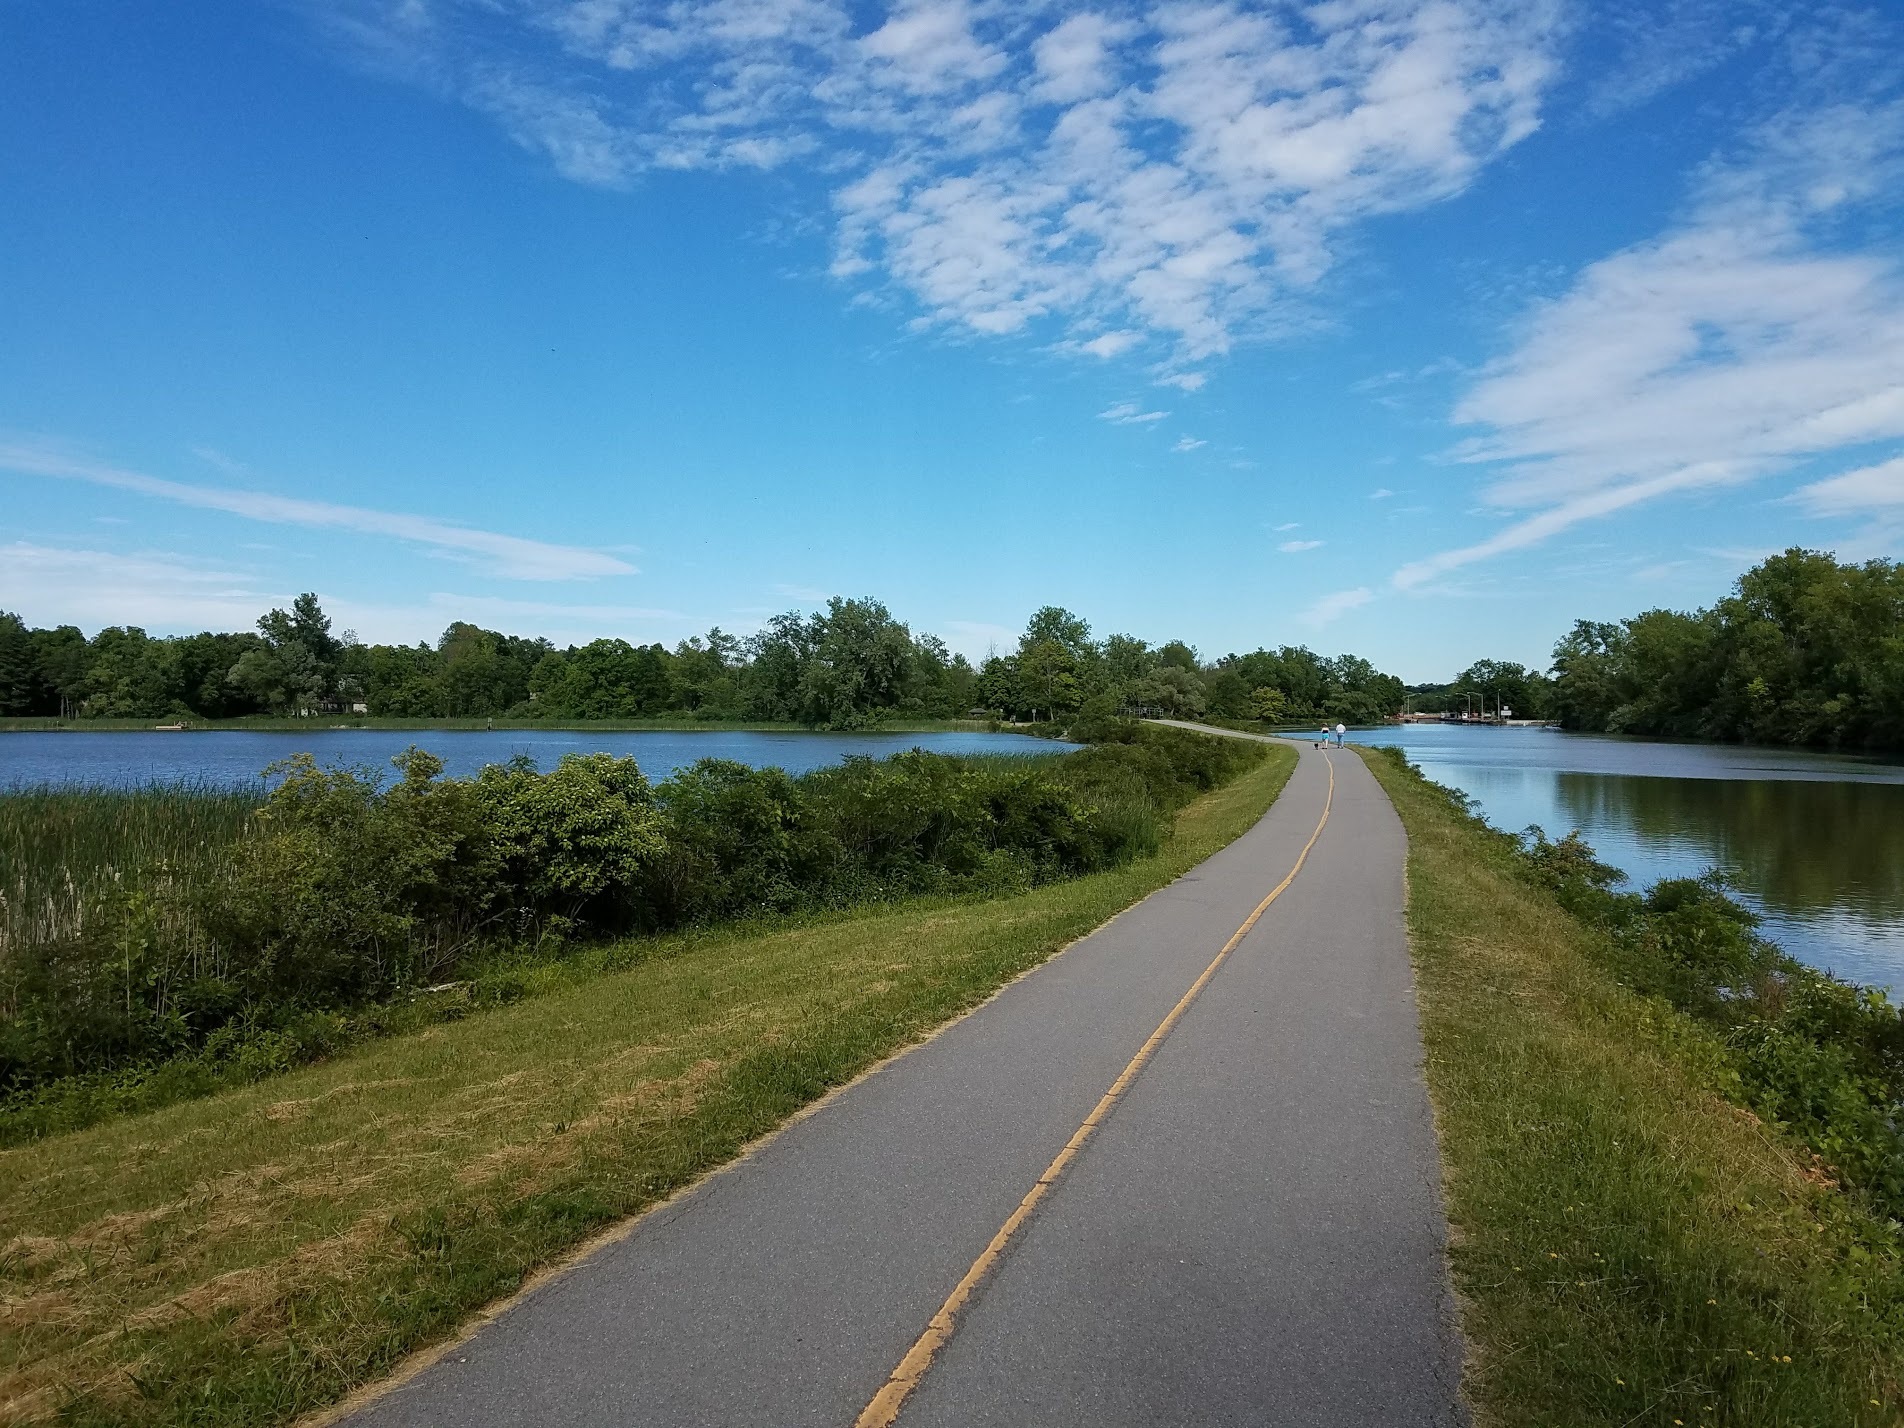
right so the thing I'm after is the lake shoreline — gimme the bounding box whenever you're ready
[0,716,995,735]
[1335,722,1904,995]
[0,726,1067,794]
[1361,745,1904,1426]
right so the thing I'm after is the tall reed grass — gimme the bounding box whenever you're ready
[0,784,257,995]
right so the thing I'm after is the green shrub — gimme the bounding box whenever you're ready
[1514,804,1904,1219]
[211,749,500,1002]
[642,760,806,925]
[0,725,1264,1129]
[474,752,664,931]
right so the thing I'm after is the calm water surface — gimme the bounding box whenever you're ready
[1340,724,1904,995]
[0,727,1064,791]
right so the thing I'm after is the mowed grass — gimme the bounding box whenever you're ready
[1361,749,1904,1427]
[0,746,1295,1427]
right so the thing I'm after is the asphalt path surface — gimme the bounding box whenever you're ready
[342,737,1463,1428]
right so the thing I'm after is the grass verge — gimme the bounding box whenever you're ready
[0,745,1295,1427]
[1360,747,1904,1427]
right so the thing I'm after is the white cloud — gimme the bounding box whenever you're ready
[773,582,834,602]
[1581,0,1782,118]
[316,0,1563,361]
[1075,329,1141,358]
[1300,586,1374,626]
[1791,455,1904,514]
[0,543,286,633]
[1399,101,1904,589]
[0,438,634,581]
[1368,487,1394,499]
[1098,401,1168,425]
[0,542,685,644]
[1272,521,1300,531]
[1279,538,1324,552]
[329,591,690,649]
[1171,435,1206,452]
[941,617,1019,660]
[859,0,1006,96]
[1791,454,1904,555]
[1032,13,1134,105]
[1155,370,1207,391]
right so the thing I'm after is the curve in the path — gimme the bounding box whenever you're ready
[339,741,1461,1428]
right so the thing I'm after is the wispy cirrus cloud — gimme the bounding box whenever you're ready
[1792,455,1904,516]
[1279,538,1324,552]
[1397,99,1904,591]
[1300,586,1373,626]
[941,617,1019,660]
[1791,454,1904,556]
[0,438,634,581]
[773,582,835,603]
[1098,401,1167,425]
[0,542,286,633]
[311,0,1562,366]
[0,542,684,643]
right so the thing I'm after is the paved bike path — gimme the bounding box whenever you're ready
[343,742,1463,1427]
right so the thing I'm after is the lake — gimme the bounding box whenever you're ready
[1341,724,1904,996]
[0,727,1065,791]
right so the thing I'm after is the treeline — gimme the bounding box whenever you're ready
[0,595,1407,729]
[1405,659,1556,722]
[1,725,1263,1130]
[1550,549,1904,750]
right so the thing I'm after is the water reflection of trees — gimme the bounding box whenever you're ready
[1554,774,1904,918]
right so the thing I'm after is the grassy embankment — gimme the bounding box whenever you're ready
[0,717,990,734]
[1363,747,1904,1426]
[0,745,1295,1427]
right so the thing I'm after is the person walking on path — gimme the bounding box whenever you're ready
[1335,722,1346,748]
[1316,723,1329,748]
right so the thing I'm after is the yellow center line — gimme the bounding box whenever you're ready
[852,749,1337,1428]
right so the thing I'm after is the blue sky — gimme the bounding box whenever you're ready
[3,0,1901,682]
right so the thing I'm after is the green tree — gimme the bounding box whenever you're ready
[1017,639,1081,721]
[1454,659,1549,720]
[1132,666,1207,718]
[797,597,916,728]
[1249,686,1289,722]
[1550,621,1628,730]
[255,593,338,714]
[31,625,89,719]
[0,612,40,715]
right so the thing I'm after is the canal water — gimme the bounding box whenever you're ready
[0,727,1064,791]
[1342,724,1904,996]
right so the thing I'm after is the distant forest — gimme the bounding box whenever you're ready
[1548,549,1904,750]
[1405,549,1904,752]
[0,596,1406,729]
[7,548,1891,745]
